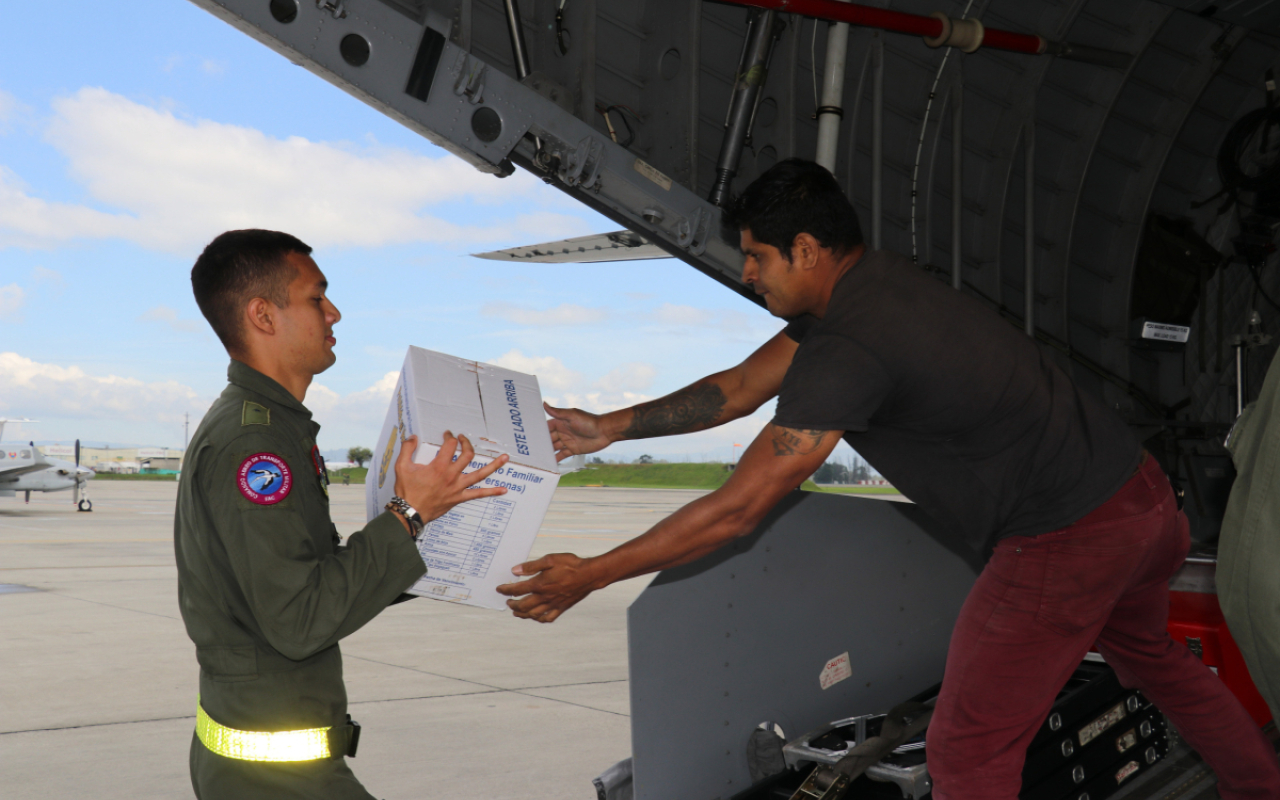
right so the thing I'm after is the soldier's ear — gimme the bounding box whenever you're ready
[245,297,276,338]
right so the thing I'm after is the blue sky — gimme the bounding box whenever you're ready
[0,1,850,464]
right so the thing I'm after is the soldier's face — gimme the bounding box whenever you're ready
[277,253,342,375]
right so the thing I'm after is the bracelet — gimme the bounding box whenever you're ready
[386,496,424,538]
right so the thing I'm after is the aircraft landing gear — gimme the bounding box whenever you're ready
[77,498,93,512]
[24,490,30,504]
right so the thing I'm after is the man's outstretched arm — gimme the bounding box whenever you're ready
[545,330,799,461]
[496,422,842,622]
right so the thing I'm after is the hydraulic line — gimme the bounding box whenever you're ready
[503,0,533,80]
[909,0,975,266]
[709,9,783,207]
[719,0,1039,55]
[717,0,1131,66]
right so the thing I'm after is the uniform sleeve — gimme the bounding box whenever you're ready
[208,431,426,661]
[772,333,893,433]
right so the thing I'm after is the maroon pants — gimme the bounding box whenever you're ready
[927,455,1280,799]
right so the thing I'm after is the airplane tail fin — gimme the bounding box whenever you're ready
[0,419,37,443]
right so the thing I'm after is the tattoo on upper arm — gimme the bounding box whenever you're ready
[622,383,728,439]
[770,426,835,456]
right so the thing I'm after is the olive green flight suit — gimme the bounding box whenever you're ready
[175,361,426,799]
[1220,345,1280,722]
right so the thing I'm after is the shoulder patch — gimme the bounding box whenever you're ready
[310,445,330,498]
[237,453,293,505]
[241,401,271,427]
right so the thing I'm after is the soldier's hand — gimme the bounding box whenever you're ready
[495,553,600,623]
[545,402,612,462]
[394,433,508,523]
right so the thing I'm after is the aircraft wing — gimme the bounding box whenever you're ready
[472,230,672,264]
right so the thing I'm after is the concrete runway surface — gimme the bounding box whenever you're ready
[0,481,703,799]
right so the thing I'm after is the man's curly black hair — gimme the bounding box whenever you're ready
[723,158,864,261]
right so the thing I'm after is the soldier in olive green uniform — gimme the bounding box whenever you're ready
[178,230,507,799]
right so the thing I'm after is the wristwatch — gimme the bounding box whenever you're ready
[386,496,425,538]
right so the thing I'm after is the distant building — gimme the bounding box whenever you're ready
[37,445,185,474]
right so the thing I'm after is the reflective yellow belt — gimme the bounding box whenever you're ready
[196,701,334,762]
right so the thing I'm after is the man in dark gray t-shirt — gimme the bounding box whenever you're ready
[497,160,1280,800]
[776,247,1139,554]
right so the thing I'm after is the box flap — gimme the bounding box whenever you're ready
[402,346,555,471]
[405,347,489,449]
[475,364,558,472]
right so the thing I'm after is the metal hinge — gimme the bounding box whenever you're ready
[315,0,347,19]
[561,135,605,189]
[451,52,488,105]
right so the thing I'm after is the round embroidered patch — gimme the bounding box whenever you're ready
[237,453,293,505]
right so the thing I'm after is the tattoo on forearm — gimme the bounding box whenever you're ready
[622,383,728,439]
[770,426,832,456]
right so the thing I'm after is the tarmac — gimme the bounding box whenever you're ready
[0,481,702,799]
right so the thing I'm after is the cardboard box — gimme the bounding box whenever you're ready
[366,346,560,609]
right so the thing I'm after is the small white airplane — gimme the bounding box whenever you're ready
[0,419,95,511]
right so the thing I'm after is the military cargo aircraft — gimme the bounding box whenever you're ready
[180,1,1280,797]
[0,419,95,510]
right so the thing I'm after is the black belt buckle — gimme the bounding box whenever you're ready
[346,716,361,758]
[330,715,361,759]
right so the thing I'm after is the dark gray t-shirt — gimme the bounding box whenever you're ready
[775,250,1141,553]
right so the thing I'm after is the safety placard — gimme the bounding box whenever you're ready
[819,651,853,690]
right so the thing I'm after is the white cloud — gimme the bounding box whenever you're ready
[481,302,609,327]
[305,371,401,446]
[594,362,656,393]
[0,352,207,423]
[0,88,589,252]
[651,303,713,326]
[552,390,655,416]
[487,350,582,391]
[201,60,227,76]
[0,284,24,320]
[31,266,63,291]
[307,370,399,415]
[0,90,16,127]
[645,302,785,344]
[0,165,129,248]
[138,305,204,334]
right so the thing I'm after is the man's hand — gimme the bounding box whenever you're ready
[495,553,600,623]
[393,433,508,523]
[545,402,614,462]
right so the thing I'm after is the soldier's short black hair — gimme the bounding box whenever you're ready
[724,158,864,261]
[191,229,312,355]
